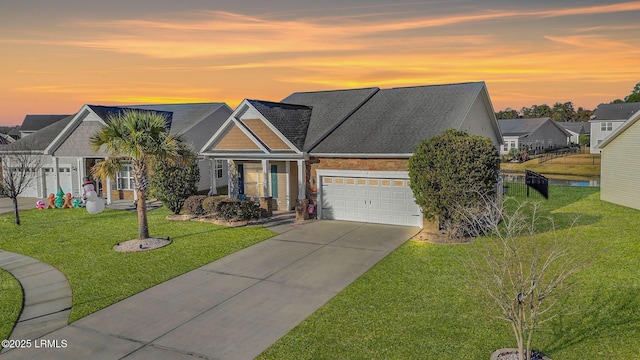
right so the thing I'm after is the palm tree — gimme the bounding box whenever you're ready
[90,109,186,239]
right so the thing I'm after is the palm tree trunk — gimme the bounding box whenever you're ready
[132,160,150,239]
[137,190,149,239]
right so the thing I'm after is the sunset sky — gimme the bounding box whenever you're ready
[1,0,639,125]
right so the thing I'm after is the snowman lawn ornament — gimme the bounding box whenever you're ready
[82,177,105,214]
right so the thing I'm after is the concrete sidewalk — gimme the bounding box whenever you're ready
[1,220,418,360]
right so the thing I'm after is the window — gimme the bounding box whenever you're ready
[503,143,508,152]
[215,160,224,179]
[510,141,516,150]
[117,163,134,190]
[601,122,613,131]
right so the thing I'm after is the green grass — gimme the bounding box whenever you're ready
[259,187,640,359]
[0,206,274,338]
[501,154,600,178]
[0,269,22,341]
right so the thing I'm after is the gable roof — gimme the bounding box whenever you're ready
[86,105,174,129]
[499,118,551,136]
[310,82,488,154]
[597,110,640,150]
[19,114,73,132]
[246,100,312,151]
[123,103,229,136]
[591,103,640,121]
[557,121,588,135]
[2,115,74,152]
[281,88,379,151]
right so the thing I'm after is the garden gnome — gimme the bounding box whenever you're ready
[82,176,105,214]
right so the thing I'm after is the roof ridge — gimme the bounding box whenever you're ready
[286,87,379,97]
[306,87,380,152]
[388,81,484,91]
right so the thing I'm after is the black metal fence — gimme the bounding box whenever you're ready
[501,170,549,199]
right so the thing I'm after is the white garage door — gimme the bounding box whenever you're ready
[44,167,72,195]
[320,174,422,227]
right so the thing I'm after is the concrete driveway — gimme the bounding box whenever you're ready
[2,220,419,360]
[0,197,39,215]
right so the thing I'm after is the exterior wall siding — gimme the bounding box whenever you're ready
[600,121,640,210]
[241,119,291,150]
[55,118,107,157]
[590,120,625,153]
[529,121,569,152]
[460,92,501,149]
[213,125,260,150]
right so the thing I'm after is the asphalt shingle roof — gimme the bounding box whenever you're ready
[19,115,73,132]
[281,88,379,151]
[557,121,588,135]
[247,100,312,151]
[498,118,550,137]
[3,115,74,152]
[124,103,227,136]
[310,82,485,154]
[87,105,174,130]
[592,103,640,121]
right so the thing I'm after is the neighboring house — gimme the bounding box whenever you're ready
[596,109,640,211]
[18,115,73,138]
[557,121,589,146]
[3,103,232,202]
[589,103,640,153]
[498,118,571,155]
[200,82,503,228]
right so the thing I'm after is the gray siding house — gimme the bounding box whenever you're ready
[589,103,640,153]
[498,117,571,155]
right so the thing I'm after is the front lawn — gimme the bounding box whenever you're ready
[0,269,22,340]
[0,206,274,339]
[259,187,640,359]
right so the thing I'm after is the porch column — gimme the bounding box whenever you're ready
[285,161,291,210]
[53,156,60,191]
[227,159,239,198]
[297,160,305,200]
[77,157,85,198]
[262,159,269,197]
[208,158,218,196]
[106,176,112,204]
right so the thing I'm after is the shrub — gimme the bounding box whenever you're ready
[202,196,225,214]
[408,129,500,239]
[213,198,260,221]
[150,154,200,214]
[183,195,208,216]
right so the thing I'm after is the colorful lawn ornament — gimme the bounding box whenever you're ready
[46,193,56,209]
[36,200,45,209]
[82,177,105,214]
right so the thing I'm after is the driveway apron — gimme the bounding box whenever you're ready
[1,221,419,360]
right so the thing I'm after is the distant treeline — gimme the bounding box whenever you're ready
[495,82,640,121]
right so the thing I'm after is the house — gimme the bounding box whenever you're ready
[557,121,589,146]
[596,109,640,210]
[200,82,503,228]
[589,103,640,153]
[498,117,571,155]
[2,103,232,201]
[18,115,73,138]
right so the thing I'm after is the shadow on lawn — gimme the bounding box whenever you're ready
[544,285,640,354]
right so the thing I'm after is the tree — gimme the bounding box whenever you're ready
[551,102,577,122]
[461,198,588,360]
[0,139,44,225]
[624,82,640,103]
[521,104,552,118]
[496,108,519,119]
[150,150,200,214]
[408,129,500,239]
[90,110,187,239]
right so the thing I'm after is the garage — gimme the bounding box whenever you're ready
[318,171,422,227]
[43,167,73,196]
